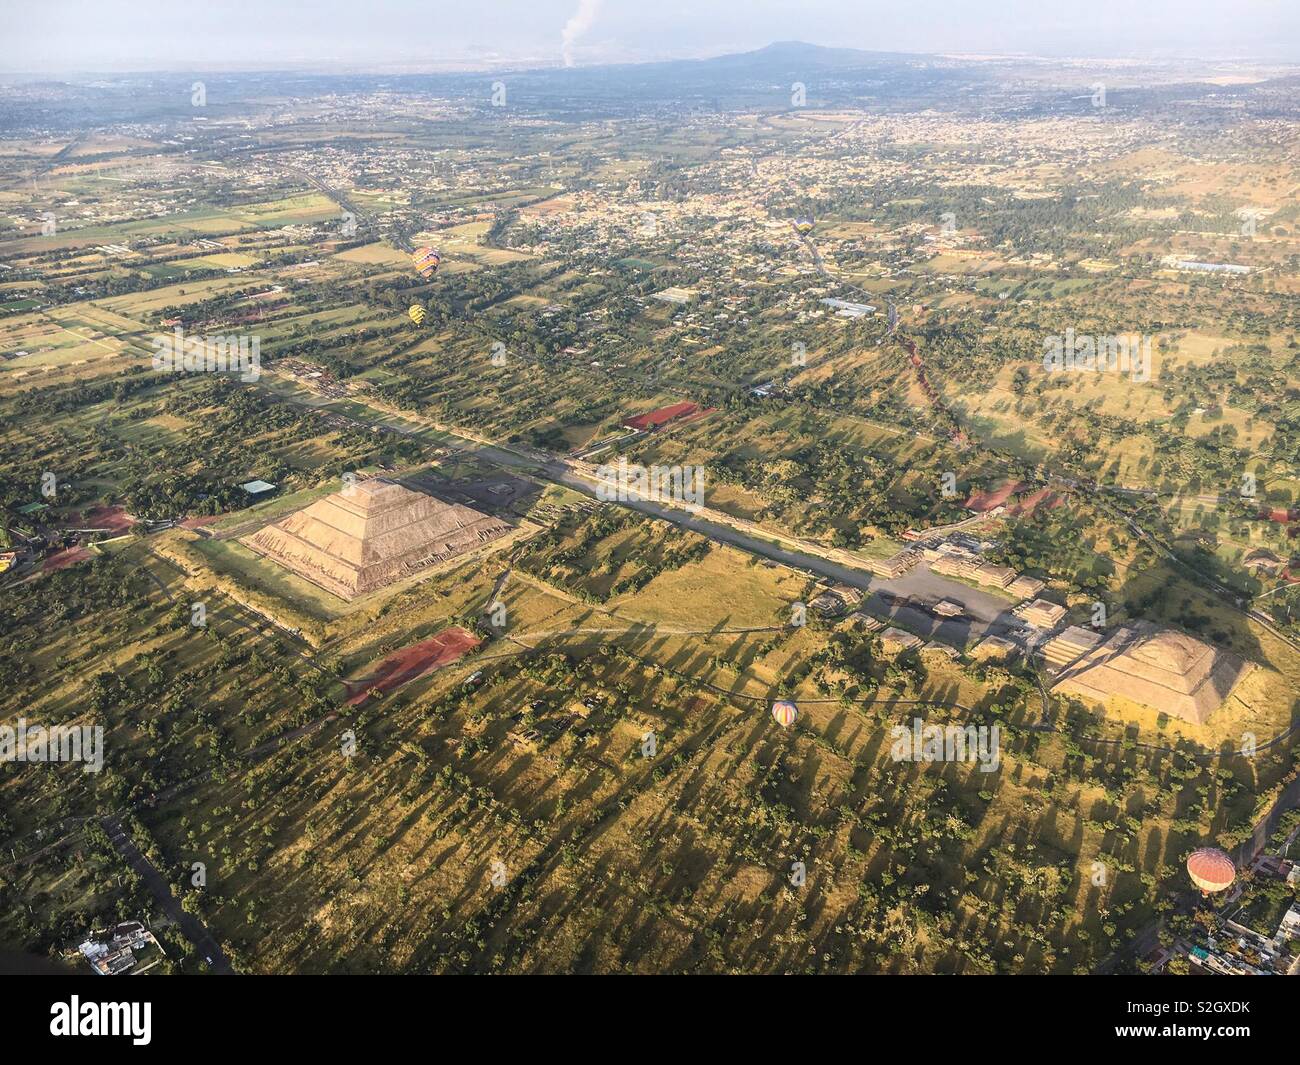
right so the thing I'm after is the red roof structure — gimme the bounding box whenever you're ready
[1259,507,1296,523]
[623,401,705,431]
[343,627,481,705]
[1005,487,1063,517]
[964,480,1026,513]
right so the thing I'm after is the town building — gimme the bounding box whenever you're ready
[819,297,875,318]
[1243,548,1285,575]
[75,921,162,976]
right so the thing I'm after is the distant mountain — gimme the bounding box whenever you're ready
[461,40,990,118]
[0,42,1141,133]
[560,40,944,83]
[683,40,931,72]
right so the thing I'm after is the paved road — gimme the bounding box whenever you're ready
[484,566,512,617]
[101,815,234,974]
[275,164,369,237]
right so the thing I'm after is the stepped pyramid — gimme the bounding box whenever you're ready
[1051,621,1251,724]
[244,477,510,600]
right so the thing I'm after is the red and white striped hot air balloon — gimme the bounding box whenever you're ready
[1186,847,1235,896]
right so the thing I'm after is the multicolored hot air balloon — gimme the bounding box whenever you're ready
[771,700,798,728]
[408,303,426,326]
[411,246,441,279]
[1187,847,1235,896]
[792,216,815,236]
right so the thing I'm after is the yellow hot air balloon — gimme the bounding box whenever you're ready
[771,700,798,728]
[408,303,426,325]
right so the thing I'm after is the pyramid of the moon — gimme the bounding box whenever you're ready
[1051,621,1251,724]
[244,477,510,600]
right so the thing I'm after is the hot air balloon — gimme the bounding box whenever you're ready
[771,700,798,728]
[411,246,441,279]
[1187,847,1235,896]
[792,216,815,236]
[408,303,426,326]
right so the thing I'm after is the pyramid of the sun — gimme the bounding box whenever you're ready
[244,477,510,600]
[1051,620,1251,724]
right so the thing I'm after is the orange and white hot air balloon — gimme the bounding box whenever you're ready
[771,700,798,728]
[1186,847,1235,896]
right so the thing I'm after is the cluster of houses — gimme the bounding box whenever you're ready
[275,356,355,400]
[506,697,602,750]
[1179,850,1300,976]
[1242,546,1300,587]
[72,921,163,976]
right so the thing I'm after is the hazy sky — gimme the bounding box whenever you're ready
[6,0,1299,73]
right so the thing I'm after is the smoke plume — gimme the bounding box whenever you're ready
[561,0,602,68]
